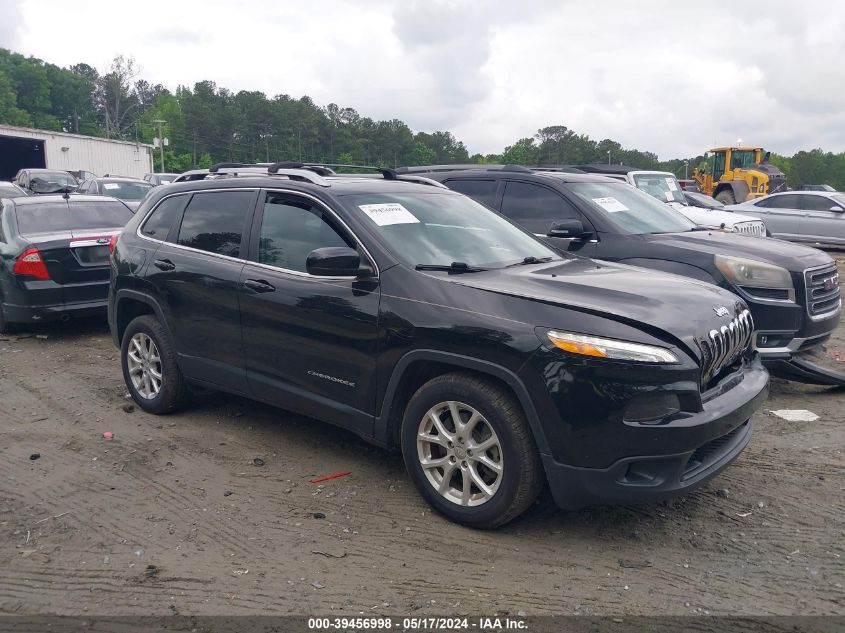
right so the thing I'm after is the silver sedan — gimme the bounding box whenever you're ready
[725,190,845,246]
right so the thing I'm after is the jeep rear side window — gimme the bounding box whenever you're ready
[141,195,187,240]
[444,179,498,208]
[259,194,351,273]
[176,191,253,258]
[500,181,580,234]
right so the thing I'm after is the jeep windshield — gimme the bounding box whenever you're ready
[632,173,687,205]
[568,182,696,235]
[341,191,562,269]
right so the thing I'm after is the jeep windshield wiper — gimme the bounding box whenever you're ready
[415,262,488,273]
[506,256,555,267]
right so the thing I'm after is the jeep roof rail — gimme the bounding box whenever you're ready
[574,163,643,174]
[209,162,274,173]
[268,162,447,188]
[530,166,588,174]
[394,164,532,174]
[267,162,337,177]
[177,162,447,189]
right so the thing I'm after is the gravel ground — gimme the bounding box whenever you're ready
[0,252,843,617]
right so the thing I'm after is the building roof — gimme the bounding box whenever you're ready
[0,123,154,149]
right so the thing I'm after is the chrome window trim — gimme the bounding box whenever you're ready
[135,186,379,281]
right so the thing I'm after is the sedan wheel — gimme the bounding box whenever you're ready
[417,400,503,507]
[126,332,163,399]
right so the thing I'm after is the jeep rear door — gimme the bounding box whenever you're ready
[141,189,258,392]
[239,190,380,436]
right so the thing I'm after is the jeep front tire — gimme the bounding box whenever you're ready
[401,372,543,528]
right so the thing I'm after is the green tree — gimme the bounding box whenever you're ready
[502,138,537,165]
[0,70,30,126]
[406,142,436,166]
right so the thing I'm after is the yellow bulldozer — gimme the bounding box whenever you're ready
[692,146,788,204]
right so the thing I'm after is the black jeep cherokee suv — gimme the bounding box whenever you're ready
[398,165,842,386]
[108,163,768,528]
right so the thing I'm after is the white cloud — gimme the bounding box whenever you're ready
[6,0,845,158]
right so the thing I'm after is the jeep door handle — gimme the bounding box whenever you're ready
[243,278,276,293]
[153,259,175,271]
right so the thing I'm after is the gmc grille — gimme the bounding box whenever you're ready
[696,309,754,386]
[804,264,841,318]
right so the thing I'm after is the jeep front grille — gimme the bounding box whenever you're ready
[696,309,754,386]
[734,221,766,237]
[804,264,841,318]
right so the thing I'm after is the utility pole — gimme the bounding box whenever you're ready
[684,159,689,180]
[153,119,167,173]
[607,150,611,165]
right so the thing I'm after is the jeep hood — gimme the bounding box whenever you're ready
[442,257,746,358]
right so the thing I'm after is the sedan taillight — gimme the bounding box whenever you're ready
[13,247,51,280]
[108,233,119,253]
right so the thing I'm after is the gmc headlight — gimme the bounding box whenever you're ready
[714,255,793,291]
[547,331,678,363]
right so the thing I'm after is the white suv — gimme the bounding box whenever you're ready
[604,170,767,237]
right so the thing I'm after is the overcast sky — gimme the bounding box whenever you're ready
[2,0,844,159]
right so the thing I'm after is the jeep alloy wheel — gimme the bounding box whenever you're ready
[416,400,503,506]
[126,332,162,399]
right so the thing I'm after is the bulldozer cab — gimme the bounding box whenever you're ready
[711,147,762,181]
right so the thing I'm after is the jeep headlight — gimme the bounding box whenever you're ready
[547,331,678,363]
[714,255,793,291]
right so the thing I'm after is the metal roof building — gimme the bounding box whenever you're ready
[0,124,154,180]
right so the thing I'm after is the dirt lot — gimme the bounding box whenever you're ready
[1,253,843,618]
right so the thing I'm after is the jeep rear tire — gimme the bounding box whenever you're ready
[121,315,188,414]
[401,373,543,528]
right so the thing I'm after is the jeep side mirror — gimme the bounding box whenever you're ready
[830,206,843,213]
[548,219,590,239]
[306,246,372,277]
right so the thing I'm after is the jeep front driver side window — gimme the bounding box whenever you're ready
[259,193,352,273]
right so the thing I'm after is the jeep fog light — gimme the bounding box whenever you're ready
[624,394,681,423]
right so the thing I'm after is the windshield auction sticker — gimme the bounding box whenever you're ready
[665,178,678,191]
[591,196,628,212]
[359,203,420,226]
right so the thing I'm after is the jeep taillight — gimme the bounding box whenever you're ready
[13,247,51,280]
[108,233,119,253]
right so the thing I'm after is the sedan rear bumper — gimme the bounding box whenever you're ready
[2,298,107,324]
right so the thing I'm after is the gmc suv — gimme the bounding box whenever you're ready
[398,165,843,386]
[108,163,768,528]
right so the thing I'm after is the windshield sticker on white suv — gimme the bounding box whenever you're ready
[592,197,629,212]
[102,183,120,190]
[665,191,674,201]
[665,178,678,191]
[359,203,420,226]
